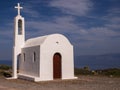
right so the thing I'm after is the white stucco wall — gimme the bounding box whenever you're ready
[40,34,75,80]
[19,46,40,77]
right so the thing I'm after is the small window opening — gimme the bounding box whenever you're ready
[33,52,36,62]
[23,53,25,62]
[18,19,22,35]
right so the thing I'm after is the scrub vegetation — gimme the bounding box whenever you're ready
[0,65,12,77]
[75,66,120,77]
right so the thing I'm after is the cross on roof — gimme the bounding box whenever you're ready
[15,3,23,15]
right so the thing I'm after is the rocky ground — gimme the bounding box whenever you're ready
[0,75,120,90]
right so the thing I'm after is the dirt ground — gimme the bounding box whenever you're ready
[0,75,120,90]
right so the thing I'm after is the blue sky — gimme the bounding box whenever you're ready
[0,0,120,60]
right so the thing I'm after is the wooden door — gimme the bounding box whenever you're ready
[53,53,62,79]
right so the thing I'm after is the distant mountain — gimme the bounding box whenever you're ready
[0,60,12,66]
[0,53,120,70]
[75,53,120,70]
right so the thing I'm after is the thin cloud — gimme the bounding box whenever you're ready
[89,27,120,37]
[50,0,93,16]
[25,16,80,38]
[22,3,41,18]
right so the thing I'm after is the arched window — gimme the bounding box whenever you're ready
[33,52,36,62]
[18,19,22,35]
[17,54,21,70]
[23,53,25,62]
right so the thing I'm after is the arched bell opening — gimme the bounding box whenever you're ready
[18,19,22,35]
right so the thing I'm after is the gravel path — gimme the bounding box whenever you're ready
[0,76,120,90]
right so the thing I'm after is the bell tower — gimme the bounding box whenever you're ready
[12,3,25,78]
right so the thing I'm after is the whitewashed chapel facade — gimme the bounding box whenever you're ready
[12,3,76,82]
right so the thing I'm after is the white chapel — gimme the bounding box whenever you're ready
[12,3,76,82]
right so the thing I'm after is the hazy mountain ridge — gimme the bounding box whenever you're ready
[0,53,120,70]
[75,53,120,70]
